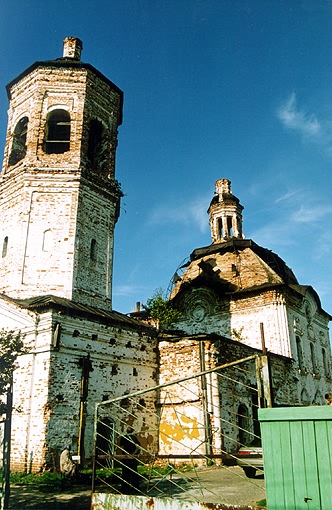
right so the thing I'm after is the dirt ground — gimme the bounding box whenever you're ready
[7,466,265,510]
[8,484,91,510]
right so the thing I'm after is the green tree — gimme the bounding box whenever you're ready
[145,288,181,330]
[0,329,28,414]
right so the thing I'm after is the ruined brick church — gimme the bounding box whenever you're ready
[0,38,331,471]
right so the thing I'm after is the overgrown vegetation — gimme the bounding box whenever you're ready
[0,329,29,413]
[0,463,194,488]
[145,288,182,330]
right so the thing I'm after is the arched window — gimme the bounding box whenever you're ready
[87,119,105,170]
[313,390,323,405]
[90,239,97,262]
[9,116,28,166]
[310,342,318,374]
[296,336,304,371]
[217,218,223,238]
[2,236,8,258]
[44,109,70,154]
[42,229,53,252]
[322,348,329,377]
[226,216,233,237]
[301,388,310,405]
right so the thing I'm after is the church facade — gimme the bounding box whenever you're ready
[0,38,331,471]
[164,179,331,406]
[157,179,332,455]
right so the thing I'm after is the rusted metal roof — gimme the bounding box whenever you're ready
[2,293,156,333]
[6,58,123,124]
[191,238,298,286]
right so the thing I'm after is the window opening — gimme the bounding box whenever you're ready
[42,229,53,252]
[237,215,242,237]
[90,239,97,262]
[310,342,317,374]
[87,119,105,170]
[237,404,250,446]
[9,117,28,166]
[322,348,329,376]
[313,390,323,405]
[226,216,233,237]
[218,218,223,238]
[2,237,8,258]
[296,336,304,371]
[301,388,310,405]
[96,418,114,467]
[44,109,70,154]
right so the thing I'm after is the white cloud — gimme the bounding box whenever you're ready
[250,192,332,248]
[277,92,321,138]
[291,204,332,224]
[113,284,139,297]
[275,189,302,204]
[249,223,296,248]
[149,195,210,233]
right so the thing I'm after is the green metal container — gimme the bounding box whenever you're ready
[259,406,332,510]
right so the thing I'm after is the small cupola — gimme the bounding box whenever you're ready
[63,36,83,60]
[208,179,244,243]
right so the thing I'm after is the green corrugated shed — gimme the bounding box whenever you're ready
[259,406,332,510]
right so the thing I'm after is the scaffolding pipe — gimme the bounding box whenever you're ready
[199,341,213,463]
[96,355,258,410]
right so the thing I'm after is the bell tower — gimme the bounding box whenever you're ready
[208,179,244,243]
[0,37,123,310]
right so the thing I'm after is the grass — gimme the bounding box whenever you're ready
[256,498,267,507]
[0,462,194,488]
[6,470,63,487]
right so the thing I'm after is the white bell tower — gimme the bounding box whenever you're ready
[208,179,244,243]
[0,37,123,311]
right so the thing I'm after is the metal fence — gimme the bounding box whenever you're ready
[92,354,268,503]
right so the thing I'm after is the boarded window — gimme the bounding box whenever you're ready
[44,109,70,154]
[9,116,28,166]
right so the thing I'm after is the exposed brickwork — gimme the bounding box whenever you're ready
[0,42,331,476]
[0,39,159,472]
[0,48,122,310]
[161,180,332,456]
[0,300,158,471]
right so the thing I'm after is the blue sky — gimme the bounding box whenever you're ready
[0,0,331,314]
